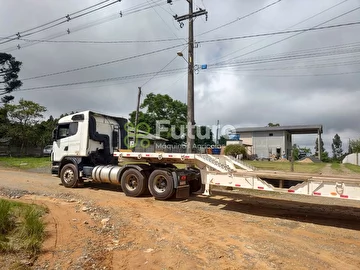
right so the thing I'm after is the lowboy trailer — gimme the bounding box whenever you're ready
[51,111,360,201]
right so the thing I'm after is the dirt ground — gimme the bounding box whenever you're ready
[0,167,360,270]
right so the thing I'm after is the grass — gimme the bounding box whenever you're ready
[0,199,47,254]
[246,160,327,173]
[330,162,342,172]
[344,163,360,173]
[0,157,51,170]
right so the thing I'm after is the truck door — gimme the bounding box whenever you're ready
[53,122,80,161]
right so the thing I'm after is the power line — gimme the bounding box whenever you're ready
[16,41,360,92]
[210,0,350,64]
[141,45,188,88]
[17,67,186,91]
[197,21,360,44]
[0,0,121,45]
[19,21,360,82]
[209,43,360,69]
[206,69,360,77]
[13,20,360,47]
[2,0,175,52]
[0,0,114,42]
[21,43,186,81]
[213,4,360,66]
[147,0,184,41]
[9,37,183,44]
[197,0,283,36]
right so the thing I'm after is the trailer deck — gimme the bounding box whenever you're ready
[116,151,360,201]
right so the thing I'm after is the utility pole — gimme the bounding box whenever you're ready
[216,120,219,144]
[172,0,207,153]
[134,87,142,148]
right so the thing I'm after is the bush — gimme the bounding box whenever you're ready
[0,199,46,254]
[224,144,246,158]
[0,200,14,235]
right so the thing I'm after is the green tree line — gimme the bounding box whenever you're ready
[0,99,57,155]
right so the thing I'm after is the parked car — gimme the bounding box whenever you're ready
[43,145,53,156]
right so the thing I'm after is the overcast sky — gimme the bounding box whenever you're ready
[1,0,360,153]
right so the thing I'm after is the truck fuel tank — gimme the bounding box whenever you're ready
[92,165,122,185]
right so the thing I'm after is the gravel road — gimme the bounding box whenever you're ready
[0,167,360,269]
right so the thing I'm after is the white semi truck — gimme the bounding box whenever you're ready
[51,111,360,201]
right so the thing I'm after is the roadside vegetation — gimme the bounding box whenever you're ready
[330,162,342,172]
[344,163,360,173]
[0,199,47,265]
[0,157,50,170]
[247,160,327,173]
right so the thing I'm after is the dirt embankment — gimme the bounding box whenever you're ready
[0,168,360,269]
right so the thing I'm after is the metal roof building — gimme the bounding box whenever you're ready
[233,125,323,160]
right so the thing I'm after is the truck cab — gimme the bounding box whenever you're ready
[51,111,200,200]
[51,110,127,178]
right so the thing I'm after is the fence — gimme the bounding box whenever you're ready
[0,145,44,157]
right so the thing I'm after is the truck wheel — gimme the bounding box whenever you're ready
[121,169,148,197]
[189,179,202,193]
[60,164,79,188]
[148,170,175,200]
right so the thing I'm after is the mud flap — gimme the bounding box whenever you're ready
[176,185,190,199]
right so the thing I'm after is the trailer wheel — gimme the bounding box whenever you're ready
[121,169,148,197]
[60,164,79,188]
[148,170,175,200]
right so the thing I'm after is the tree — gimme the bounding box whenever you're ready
[0,106,9,137]
[350,139,360,153]
[292,144,300,160]
[218,136,227,145]
[194,126,214,146]
[0,53,22,104]
[314,137,325,157]
[129,93,187,144]
[224,144,246,158]
[314,137,329,162]
[34,115,57,149]
[331,134,343,162]
[292,144,312,160]
[268,123,280,127]
[348,142,353,154]
[5,99,46,153]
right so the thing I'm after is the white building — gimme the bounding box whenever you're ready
[233,125,323,160]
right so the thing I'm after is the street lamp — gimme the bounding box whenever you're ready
[177,51,187,61]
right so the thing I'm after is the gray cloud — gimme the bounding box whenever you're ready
[1,0,360,155]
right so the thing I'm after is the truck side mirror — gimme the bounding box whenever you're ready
[112,130,119,148]
[52,128,57,141]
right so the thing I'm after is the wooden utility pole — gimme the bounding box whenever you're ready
[134,87,142,147]
[173,0,207,153]
[291,149,294,172]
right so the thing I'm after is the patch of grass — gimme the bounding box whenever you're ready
[0,157,51,170]
[0,199,47,254]
[247,161,326,173]
[330,162,342,172]
[344,163,360,173]
[0,200,15,236]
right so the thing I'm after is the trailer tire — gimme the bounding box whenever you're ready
[60,164,79,188]
[121,169,148,197]
[148,170,175,200]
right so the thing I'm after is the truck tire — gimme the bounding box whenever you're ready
[60,164,79,188]
[148,170,175,200]
[189,179,202,193]
[121,168,148,197]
